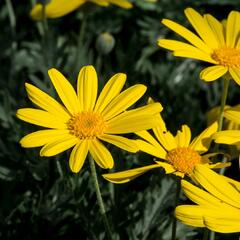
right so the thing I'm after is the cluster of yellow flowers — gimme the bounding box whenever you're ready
[18,1,240,237]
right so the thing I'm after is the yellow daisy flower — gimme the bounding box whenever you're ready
[17,66,162,173]
[175,164,240,233]
[103,108,228,183]
[31,0,133,20]
[158,8,240,84]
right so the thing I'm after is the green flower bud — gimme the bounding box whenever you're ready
[96,32,115,55]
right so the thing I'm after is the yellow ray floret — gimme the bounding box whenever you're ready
[17,65,162,173]
[30,0,132,20]
[213,104,240,146]
[175,165,240,233]
[158,8,240,85]
[103,106,230,183]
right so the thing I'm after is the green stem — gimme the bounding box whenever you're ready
[209,231,215,240]
[171,178,181,240]
[217,78,230,132]
[89,156,113,240]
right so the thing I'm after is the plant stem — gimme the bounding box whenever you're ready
[210,230,215,240]
[89,156,113,240]
[217,78,230,132]
[171,178,181,240]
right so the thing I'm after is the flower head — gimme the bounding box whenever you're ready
[103,106,229,183]
[31,0,133,20]
[158,8,240,84]
[175,165,240,233]
[17,66,162,173]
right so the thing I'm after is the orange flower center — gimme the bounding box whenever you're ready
[212,47,240,67]
[67,112,106,139]
[166,147,201,174]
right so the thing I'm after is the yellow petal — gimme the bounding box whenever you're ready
[173,171,185,178]
[102,84,146,120]
[204,215,240,233]
[89,139,113,169]
[40,136,78,157]
[48,68,81,114]
[213,130,240,144]
[20,129,70,148]
[155,161,176,174]
[107,102,162,125]
[200,66,228,82]
[204,14,225,47]
[150,114,170,149]
[175,125,191,147]
[158,39,216,64]
[90,0,109,6]
[107,0,133,9]
[102,164,161,184]
[69,140,89,173]
[229,67,240,85]
[173,50,216,64]
[208,162,231,169]
[25,83,70,120]
[77,65,98,111]
[190,122,218,153]
[160,19,211,54]
[184,8,219,49]
[175,205,205,227]
[194,165,240,208]
[30,0,85,20]
[100,134,138,153]
[136,130,166,151]
[17,108,67,129]
[226,11,240,48]
[154,128,177,151]
[106,102,162,134]
[106,115,159,134]
[224,107,240,124]
[136,139,167,159]
[181,180,224,207]
[222,175,240,192]
[94,73,126,113]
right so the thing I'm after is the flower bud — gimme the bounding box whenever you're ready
[96,32,115,55]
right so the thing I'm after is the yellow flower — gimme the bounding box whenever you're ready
[31,0,133,20]
[103,108,229,183]
[158,8,240,84]
[17,66,162,173]
[175,164,240,233]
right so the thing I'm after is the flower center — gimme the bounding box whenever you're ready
[67,112,106,139]
[166,147,201,174]
[212,47,240,67]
